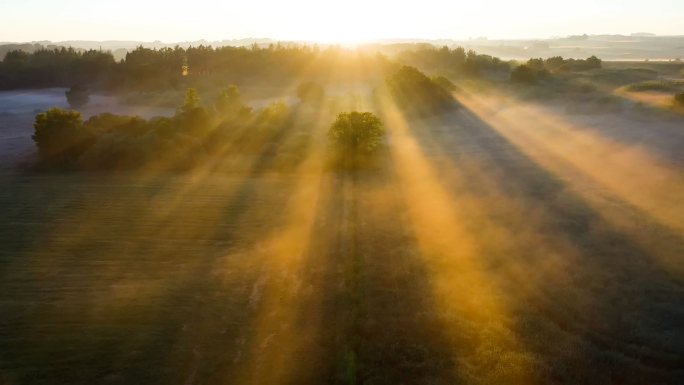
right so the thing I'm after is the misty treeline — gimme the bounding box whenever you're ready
[0,43,508,91]
[396,45,512,76]
[0,44,394,91]
[30,64,458,171]
[32,86,302,171]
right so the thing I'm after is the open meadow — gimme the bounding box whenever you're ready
[2,68,684,384]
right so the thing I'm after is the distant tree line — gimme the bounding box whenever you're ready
[0,47,114,89]
[1,44,397,91]
[510,55,603,85]
[396,46,511,77]
[1,43,510,91]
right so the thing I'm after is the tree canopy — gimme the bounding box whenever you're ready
[327,111,384,168]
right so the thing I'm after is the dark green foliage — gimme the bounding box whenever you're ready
[585,55,602,70]
[510,65,536,85]
[395,46,508,77]
[623,80,684,92]
[674,92,684,108]
[557,64,571,73]
[386,66,453,112]
[180,87,200,113]
[327,111,384,168]
[536,68,552,81]
[31,107,89,164]
[430,75,457,93]
[544,56,566,72]
[215,85,243,115]
[680,68,684,78]
[296,81,325,102]
[65,85,90,108]
[0,47,114,89]
[526,58,545,71]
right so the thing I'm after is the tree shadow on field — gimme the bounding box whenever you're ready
[407,108,684,382]
[347,159,466,385]
[0,135,302,385]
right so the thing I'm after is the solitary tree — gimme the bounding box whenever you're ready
[32,107,87,164]
[180,88,200,114]
[510,65,536,85]
[327,111,384,168]
[215,85,243,115]
[65,85,90,109]
[585,55,602,70]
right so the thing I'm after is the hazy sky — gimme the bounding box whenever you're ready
[1,0,682,42]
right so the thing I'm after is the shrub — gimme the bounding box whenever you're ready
[510,65,536,85]
[65,85,90,109]
[386,66,453,112]
[215,85,244,116]
[526,58,545,71]
[674,92,684,108]
[536,69,552,81]
[544,56,566,72]
[622,80,684,92]
[32,107,89,164]
[430,75,457,93]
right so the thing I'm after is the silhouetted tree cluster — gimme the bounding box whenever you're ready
[65,85,90,108]
[32,87,309,171]
[526,55,602,73]
[2,44,395,91]
[396,46,510,77]
[510,65,537,85]
[385,66,455,112]
[0,47,114,89]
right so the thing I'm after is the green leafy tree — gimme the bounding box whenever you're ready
[32,107,88,164]
[526,58,545,71]
[386,66,452,111]
[296,81,325,102]
[215,85,243,115]
[65,85,90,108]
[430,75,457,93]
[327,111,384,168]
[544,56,566,72]
[510,65,536,85]
[585,55,602,70]
[180,88,200,113]
[536,69,552,81]
[680,68,684,78]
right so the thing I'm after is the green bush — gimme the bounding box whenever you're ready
[430,75,458,93]
[510,65,536,85]
[622,80,684,92]
[65,85,90,109]
[32,107,89,164]
[674,92,684,108]
[386,66,453,112]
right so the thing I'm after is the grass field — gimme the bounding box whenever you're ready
[3,93,684,384]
